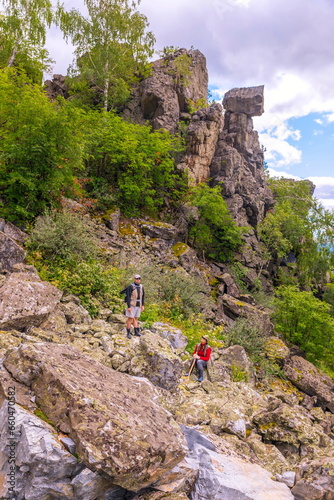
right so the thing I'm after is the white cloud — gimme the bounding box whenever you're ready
[266,168,301,180]
[259,133,302,168]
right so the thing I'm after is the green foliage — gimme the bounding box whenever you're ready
[188,184,244,262]
[167,53,193,87]
[187,97,208,114]
[323,283,334,317]
[50,261,124,316]
[231,364,248,382]
[27,211,99,263]
[57,0,155,110]
[273,285,334,365]
[224,318,266,364]
[0,0,53,82]
[27,211,124,316]
[83,111,187,216]
[259,178,334,287]
[124,264,215,320]
[0,69,85,223]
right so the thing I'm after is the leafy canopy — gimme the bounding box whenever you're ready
[0,0,53,82]
[0,69,85,223]
[57,0,155,110]
[188,184,244,261]
[259,177,334,287]
[273,285,334,366]
[83,110,187,216]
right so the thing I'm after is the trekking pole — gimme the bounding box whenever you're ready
[183,357,196,382]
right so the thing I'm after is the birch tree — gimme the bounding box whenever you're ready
[57,0,155,110]
[0,0,53,81]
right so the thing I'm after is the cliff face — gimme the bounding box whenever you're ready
[123,50,274,231]
[122,48,208,133]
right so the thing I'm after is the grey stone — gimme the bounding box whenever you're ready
[0,231,26,272]
[276,471,296,488]
[0,272,62,330]
[190,446,294,500]
[60,436,77,454]
[223,86,264,117]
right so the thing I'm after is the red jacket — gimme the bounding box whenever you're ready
[193,344,211,362]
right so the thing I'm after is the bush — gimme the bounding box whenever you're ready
[188,184,245,262]
[224,318,266,364]
[272,285,334,365]
[27,211,99,263]
[0,69,85,223]
[125,265,215,320]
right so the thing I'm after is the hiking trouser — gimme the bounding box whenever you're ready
[196,359,207,379]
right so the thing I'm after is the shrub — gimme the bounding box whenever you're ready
[273,285,334,365]
[125,265,215,320]
[188,184,245,262]
[0,69,85,223]
[224,318,266,364]
[83,111,187,217]
[52,261,124,316]
[27,211,99,263]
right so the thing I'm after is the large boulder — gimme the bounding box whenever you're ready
[0,230,26,272]
[0,272,62,330]
[3,343,187,491]
[223,86,264,117]
[253,402,333,457]
[182,425,293,500]
[103,332,184,392]
[283,355,334,413]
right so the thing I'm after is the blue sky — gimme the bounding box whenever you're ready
[46,0,334,209]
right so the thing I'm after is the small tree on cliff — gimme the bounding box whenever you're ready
[57,0,155,110]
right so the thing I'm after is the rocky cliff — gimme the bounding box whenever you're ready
[1,50,333,500]
[1,211,334,500]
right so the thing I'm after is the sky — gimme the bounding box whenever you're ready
[46,0,334,209]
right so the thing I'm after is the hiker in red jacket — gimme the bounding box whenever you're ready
[192,335,211,382]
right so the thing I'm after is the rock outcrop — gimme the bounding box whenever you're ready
[3,342,188,491]
[210,85,274,228]
[122,48,208,133]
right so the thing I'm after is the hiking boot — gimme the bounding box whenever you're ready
[134,328,141,337]
[197,373,203,382]
[126,329,132,339]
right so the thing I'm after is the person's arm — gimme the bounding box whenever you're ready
[126,285,132,308]
[192,344,200,359]
[199,347,211,362]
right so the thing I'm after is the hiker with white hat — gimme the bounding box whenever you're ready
[121,274,145,339]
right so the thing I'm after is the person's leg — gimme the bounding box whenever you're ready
[196,360,207,382]
[126,310,134,338]
[133,308,141,336]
